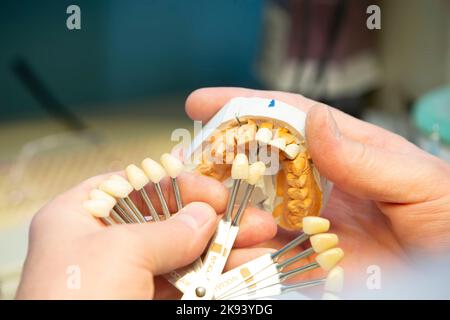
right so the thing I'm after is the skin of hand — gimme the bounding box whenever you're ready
[16,172,277,299]
[186,87,450,294]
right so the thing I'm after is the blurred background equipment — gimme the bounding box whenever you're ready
[0,0,449,299]
[258,0,380,117]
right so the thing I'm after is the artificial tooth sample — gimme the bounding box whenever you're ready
[315,248,344,271]
[324,266,344,293]
[142,158,171,219]
[302,216,330,235]
[231,153,249,179]
[99,179,133,199]
[82,199,114,218]
[89,189,125,224]
[109,174,145,222]
[232,161,266,226]
[83,199,115,225]
[310,233,339,253]
[160,153,185,211]
[90,189,116,208]
[99,178,143,223]
[126,165,149,191]
[160,153,184,179]
[126,164,159,222]
[247,161,266,185]
[224,153,249,221]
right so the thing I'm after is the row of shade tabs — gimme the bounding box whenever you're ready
[81,152,344,300]
[82,153,185,224]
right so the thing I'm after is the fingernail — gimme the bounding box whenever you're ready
[176,203,212,229]
[326,107,341,138]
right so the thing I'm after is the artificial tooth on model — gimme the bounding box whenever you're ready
[283,143,301,160]
[268,137,286,152]
[255,127,273,145]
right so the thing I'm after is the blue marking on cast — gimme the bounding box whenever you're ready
[268,99,275,107]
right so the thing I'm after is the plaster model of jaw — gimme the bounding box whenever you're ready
[189,97,332,231]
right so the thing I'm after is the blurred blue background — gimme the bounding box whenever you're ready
[0,0,263,120]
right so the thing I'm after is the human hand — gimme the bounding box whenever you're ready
[16,172,277,299]
[185,87,450,292]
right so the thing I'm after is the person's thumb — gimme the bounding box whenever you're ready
[127,202,217,275]
[305,104,448,203]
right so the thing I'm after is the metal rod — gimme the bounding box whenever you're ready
[277,247,315,270]
[232,184,255,226]
[154,183,171,219]
[224,179,241,222]
[140,189,160,222]
[114,205,134,223]
[101,216,115,226]
[271,233,309,261]
[117,198,141,223]
[111,208,126,224]
[171,178,183,212]
[281,278,325,293]
[125,197,146,223]
[279,262,319,282]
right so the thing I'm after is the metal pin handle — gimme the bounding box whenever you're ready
[118,198,141,223]
[125,197,146,223]
[155,183,171,219]
[224,179,241,222]
[277,247,315,270]
[114,205,134,223]
[279,262,319,282]
[171,178,183,212]
[140,189,160,222]
[232,184,255,226]
[271,233,309,260]
[280,278,325,294]
[111,208,126,224]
